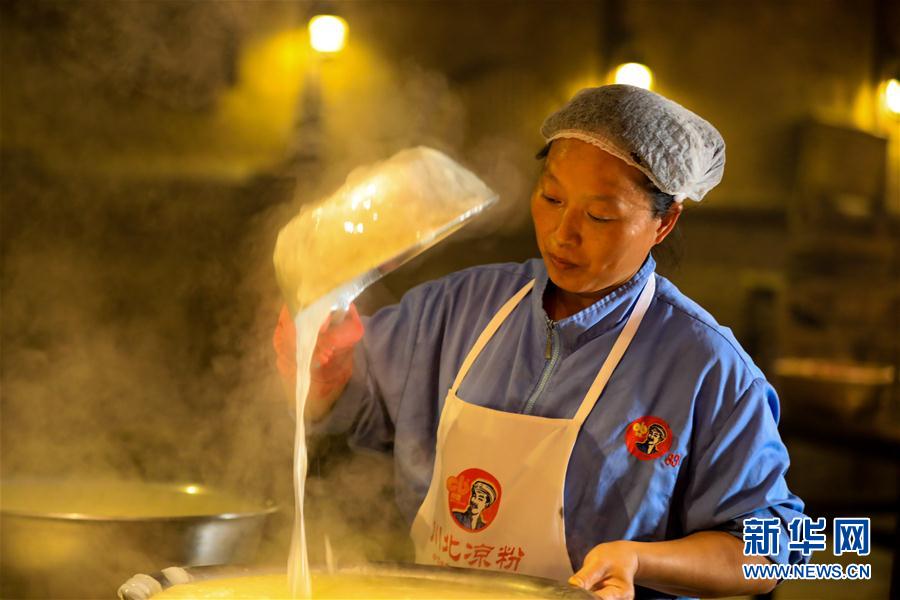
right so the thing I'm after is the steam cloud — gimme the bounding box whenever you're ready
[0,1,537,585]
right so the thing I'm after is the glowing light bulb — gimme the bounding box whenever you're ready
[184,485,200,495]
[886,79,900,116]
[356,223,364,233]
[343,221,354,233]
[309,15,347,53]
[613,63,654,90]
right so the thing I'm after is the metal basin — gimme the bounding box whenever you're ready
[119,563,594,599]
[0,479,277,599]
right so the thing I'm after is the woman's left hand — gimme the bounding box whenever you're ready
[568,532,778,599]
[569,541,639,599]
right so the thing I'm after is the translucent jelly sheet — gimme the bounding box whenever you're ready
[274,146,497,315]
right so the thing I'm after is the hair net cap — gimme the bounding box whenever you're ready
[540,85,725,202]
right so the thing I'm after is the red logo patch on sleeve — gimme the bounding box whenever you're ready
[625,416,673,460]
[446,468,502,533]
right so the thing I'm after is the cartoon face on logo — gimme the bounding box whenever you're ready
[446,468,501,532]
[625,416,673,460]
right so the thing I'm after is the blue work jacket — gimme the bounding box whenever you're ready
[315,255,807,575]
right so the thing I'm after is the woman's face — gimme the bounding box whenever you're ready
[531,138,679,299]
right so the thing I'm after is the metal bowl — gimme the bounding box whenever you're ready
[119,563,594,599]
[0,479,277,599]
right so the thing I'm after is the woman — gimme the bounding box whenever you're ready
[274,85,806,599]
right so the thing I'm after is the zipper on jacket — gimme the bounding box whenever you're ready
[523,316,560,415]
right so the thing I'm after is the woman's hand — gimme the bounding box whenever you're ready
[569,541,639,599]
[570,532,777,599]
[273,304,364,420]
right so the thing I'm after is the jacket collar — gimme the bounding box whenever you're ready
[530,255,656,352]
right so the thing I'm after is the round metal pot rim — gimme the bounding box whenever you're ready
[0,505,279,522]
[123,562,594,599]
[0,479,279,522]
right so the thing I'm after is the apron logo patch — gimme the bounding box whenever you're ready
[625,416,673,461]
[446,468,502,532]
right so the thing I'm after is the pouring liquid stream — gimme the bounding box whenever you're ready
[287,301,328,598]
[288,293,358,598]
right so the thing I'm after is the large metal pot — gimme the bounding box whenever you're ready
[0,479,277,599]
[119,563,594,599]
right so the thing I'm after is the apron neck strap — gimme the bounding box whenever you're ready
[572,273,656,426]
[450,279,535,393]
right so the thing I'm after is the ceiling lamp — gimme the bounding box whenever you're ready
[613,62,653,90]
[308,15,347,54]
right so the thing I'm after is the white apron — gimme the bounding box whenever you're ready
[410,274,656,580]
